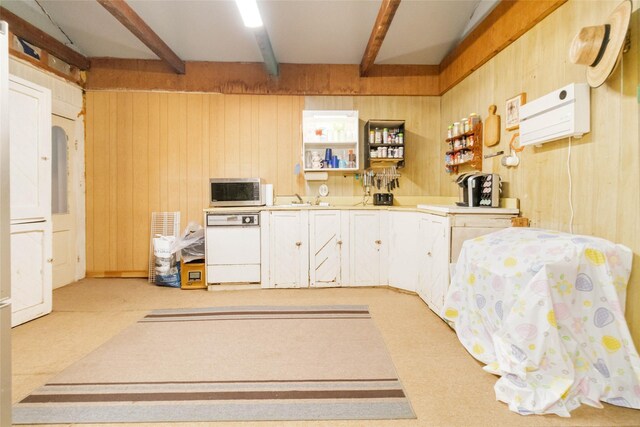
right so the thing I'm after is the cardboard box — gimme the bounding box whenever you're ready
[180,260,206,290]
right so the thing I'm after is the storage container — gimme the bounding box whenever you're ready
[180,260,207,289]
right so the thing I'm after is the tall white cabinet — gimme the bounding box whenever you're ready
[268,211,309,288]
[349,210,388,286]
[9,75,52,326]
[309,210,348,287]
[417,215,450,316]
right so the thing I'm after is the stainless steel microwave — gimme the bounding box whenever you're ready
[209,178,265,207]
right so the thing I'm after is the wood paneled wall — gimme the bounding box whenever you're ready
[85,92,440,276]
[86,60,440,95]
[440,0,640,343]
[85,92,305,276]
[303,96,441,198]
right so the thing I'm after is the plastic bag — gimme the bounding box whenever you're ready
[153,235,181,287]
[172,221,205,263]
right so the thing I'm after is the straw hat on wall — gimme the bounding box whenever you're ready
[568,0,632,88]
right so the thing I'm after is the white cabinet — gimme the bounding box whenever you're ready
[268,211,309,288]
[388,212,419,292]
[302,110,359,172]
[9,75,52,326]
[9,75,51,223]
[10,222,52,327]
[349,210,388,286]
[309,210,349,287]
[417,215,450,316]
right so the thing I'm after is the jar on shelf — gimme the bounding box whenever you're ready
[461,118,469,133]
[398,132,404,144]
[398,147,404,158]
[447,126,453,139]
[382,128,389,144]
[369,130,375,145]
[370,149,378,158]
[375,128,382,144]
[468,135,475,147]
[469,113,480,127]
[453,122,460,136]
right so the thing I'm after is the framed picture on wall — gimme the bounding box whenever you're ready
[505,93,526,131]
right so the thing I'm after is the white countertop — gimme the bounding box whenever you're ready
[416,204,520,215]
[204,204,519,216]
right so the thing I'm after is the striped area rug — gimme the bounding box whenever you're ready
[13,305,415,423]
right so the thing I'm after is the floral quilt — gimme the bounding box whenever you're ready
[443,228,640,416]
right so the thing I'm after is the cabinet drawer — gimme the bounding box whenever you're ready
[207,265,260,283]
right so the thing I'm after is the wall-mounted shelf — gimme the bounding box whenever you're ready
[302,110,359,172]
[364,119,405,169]
[445,122,483,174]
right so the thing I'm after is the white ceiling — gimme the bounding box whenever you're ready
[3,0,499,65]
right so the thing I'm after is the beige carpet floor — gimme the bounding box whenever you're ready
[11,278,640,426]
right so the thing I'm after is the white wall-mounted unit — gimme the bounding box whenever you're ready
[519,83,590,147]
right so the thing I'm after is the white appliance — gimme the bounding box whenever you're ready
[0,19,12,425]
[8,74,52,327]
[205,212,261,285]
[519,83,590,147]
[209,178,265,207]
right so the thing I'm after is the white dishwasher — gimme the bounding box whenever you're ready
[206,212,261,284]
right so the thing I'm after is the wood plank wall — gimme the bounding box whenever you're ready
[85,92,305,276]
[440,0,640,343]
[85,93,441,277]
[303,96,441,198]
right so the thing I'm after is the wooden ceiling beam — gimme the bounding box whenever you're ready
[0,6,91,70]
[96,0,185,74]
[360,0,401,77]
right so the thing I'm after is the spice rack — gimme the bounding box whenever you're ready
[445,122,483,174]
[364,119,405,169]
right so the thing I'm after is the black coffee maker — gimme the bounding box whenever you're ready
[456,173,484,207]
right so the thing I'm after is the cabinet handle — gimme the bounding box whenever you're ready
[295,241,302,247]
[41,156,49,161]
[337,240,342,245]
[375,240,382,245]
[427,251,432,257]
[47,258,53,263]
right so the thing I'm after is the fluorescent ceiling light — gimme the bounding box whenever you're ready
[235,0,263,28]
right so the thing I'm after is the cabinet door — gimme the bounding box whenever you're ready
[417,215,450,316]
[388,211,419,291]
[269,211,308,288]
[427,216,449,316]
[416,216,433,302]
[349,211,385,286]
[11,222,52,327]
[9,76,51,223]
[309,210,343,287]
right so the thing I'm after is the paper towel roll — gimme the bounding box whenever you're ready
[265,184,274,206]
